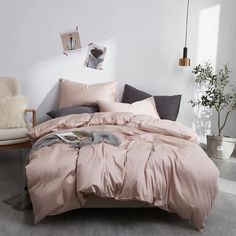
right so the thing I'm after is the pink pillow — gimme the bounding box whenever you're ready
[59,80,118,108]
[97,97,160,119]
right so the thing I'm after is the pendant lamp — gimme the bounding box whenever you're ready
[179,0,190,66]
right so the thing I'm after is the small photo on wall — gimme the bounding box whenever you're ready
[84,44,107,70]
[61,31,81,52]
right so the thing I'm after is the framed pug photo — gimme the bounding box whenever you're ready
[84,44,107,70]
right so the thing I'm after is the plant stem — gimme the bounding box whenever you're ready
[220,110,232,135]
[218,111,221,136]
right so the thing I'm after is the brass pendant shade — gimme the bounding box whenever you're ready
[179,47,190,66]
[179,57,190,66]
[179,0,190,67]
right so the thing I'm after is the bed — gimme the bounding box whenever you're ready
[26,111,219,231]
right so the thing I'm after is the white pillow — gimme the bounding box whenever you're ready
[97,97,160,119]
[59,79,118,108]
[0,96,28,128]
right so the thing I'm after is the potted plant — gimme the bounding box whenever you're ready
[190,62,236,159]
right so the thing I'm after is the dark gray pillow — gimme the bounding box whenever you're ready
[122,84,181,121]
[47,106,99,118]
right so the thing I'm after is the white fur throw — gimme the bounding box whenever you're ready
[0,96,28,128]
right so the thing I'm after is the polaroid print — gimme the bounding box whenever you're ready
[61,31,81,52]
[84,44,107,70]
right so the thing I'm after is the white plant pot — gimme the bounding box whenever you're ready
[207,135,236,159]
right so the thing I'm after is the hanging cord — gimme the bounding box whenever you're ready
[184,0,190,47]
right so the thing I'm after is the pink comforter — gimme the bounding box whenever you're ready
[26,112,219,230]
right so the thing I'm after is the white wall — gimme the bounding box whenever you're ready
[192,0,236,140]
[0,0,235,139]
[214,0,236,138]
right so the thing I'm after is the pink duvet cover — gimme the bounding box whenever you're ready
[26,112,219,230]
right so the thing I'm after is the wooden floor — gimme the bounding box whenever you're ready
[0,149,236,236]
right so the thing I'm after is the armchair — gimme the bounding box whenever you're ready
[0,77,36,151]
